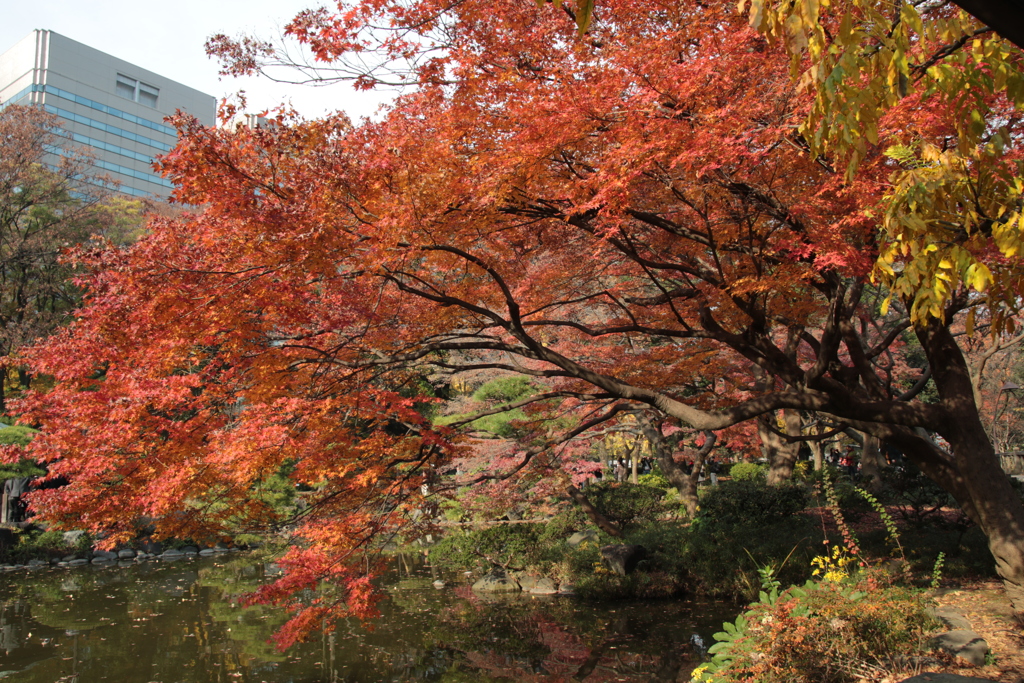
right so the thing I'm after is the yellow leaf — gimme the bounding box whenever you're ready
[967,262,993,291]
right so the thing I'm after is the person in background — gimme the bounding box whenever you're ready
[1,477,32,524]
[843,446,858,477]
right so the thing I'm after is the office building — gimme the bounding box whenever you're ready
[0,29,216,197]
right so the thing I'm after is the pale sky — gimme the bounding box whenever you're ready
[0,0,396,122]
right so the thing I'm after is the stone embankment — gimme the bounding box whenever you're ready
[470,568,567,595]
[1,530,244,572]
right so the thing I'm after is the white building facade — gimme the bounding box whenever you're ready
[0,30,216,198]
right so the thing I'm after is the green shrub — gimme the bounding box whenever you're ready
[559,537,602,578]
[537,506,589,545]
[430,523,546,572]
[805,475,875,522]
[0,457,45,486]
[4,527,93,564]
[584,482,669,530]
[0,425,38,446]
[637,471,671,490]
[792,460,812,480]
[535,482,669,539]
[562,525,690,599]
[566,516,821,601]
[472,376,536,403]
[697,571,937,683]
[880,468,959,528]
[858,524,995,580]
[465,408,529,437]
[438,497,472,523]
[697,479,809,528]
[435,406,531,437]
[34,530,68,549]
[728,462,765,481]
[250,468,298,518]
[624,522,689,575]
[680,516,820,599]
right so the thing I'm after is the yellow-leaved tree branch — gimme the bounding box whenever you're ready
[741,0,1024,329]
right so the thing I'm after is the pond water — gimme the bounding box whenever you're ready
[0,553,735,682]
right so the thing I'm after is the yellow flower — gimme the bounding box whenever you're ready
[690,665,715,682]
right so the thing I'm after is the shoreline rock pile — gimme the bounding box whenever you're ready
[0,534,242,572]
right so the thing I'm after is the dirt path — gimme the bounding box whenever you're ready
[930,580,1024,682]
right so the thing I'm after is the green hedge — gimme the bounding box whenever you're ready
[698,479,809,527]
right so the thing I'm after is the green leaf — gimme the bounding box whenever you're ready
[576,0,595,34]
[838,11,855,46]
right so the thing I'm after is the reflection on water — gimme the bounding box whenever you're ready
[0,553,735,682]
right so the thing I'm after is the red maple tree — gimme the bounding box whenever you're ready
[9,0,1024,643]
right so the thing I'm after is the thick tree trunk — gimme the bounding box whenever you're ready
[652,448,698,517]
[639,417,715,518]
[644,432,698,517]
[808,435,824,471]
[918,318,1024,614]
[679,466,701,518]
[677,432,717,517]
[567,485,623,538]
[888,427,1018,604]
[859,433,884,492]
[760,409,801,485]
[947,423,1024,613]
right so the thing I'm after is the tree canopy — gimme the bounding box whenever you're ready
[0,105,142,410]
[8,0,1024,645]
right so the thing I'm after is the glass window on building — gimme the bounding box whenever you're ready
[138,82,159,107]
[115,74,136,99]
[115,73,159,107]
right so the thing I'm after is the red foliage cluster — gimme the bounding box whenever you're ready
[9,0,1024,644]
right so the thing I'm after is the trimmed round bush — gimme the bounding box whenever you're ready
[729,462,765,481]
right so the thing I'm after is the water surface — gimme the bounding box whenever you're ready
[0,553,734,682]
